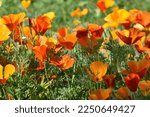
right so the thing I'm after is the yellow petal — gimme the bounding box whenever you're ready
[73,19,81,25]
[47,37,57,45]
[21,0,31,9]
[81,8,88,16]
[4,64,15,80]
[0,24,11,42]
[0,65,3,79]
[104,8,129,28]
[0,18,5,25]
[118,9,130,23]
[105,0,114,8]
[44,12,56,20]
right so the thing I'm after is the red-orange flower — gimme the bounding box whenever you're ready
[89,88,112,100]
[116,28,145,45]
[134,41,148,53]
[88,24,104,39]
[32,45,47,70]
[23,26,36,38]
[117,87,131,100]
[76,24,104,48]
[103,74,116,88]
[96,0,114,12]
[31,15,52,34]
[2,12,25,31]
[32,45,47,62]
[49,55,75,70]
[57,28,77,50]
[123,58,150,78]
[124,73,140,92]
[133,11,150,28]
[76,25,89,47]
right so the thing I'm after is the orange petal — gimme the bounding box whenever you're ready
[32,45,47,62]
[128,58,150,78]
[50,55,75,70]
[90,61,107,82]
[3,12,25,31]
[96,0,106,12]
[89,88,112,100]
[138,80,150,96]
[124,73,140,92]
[58,27,68,37]
[117,87,131,99]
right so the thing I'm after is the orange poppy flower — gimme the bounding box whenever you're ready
[23,26,36,38]
[117,87,131,100]
[21,0,31,9]
[134,41,148,53]
[103,74,116,88]
[31,15,52,34]
[76,25,89,47]
[87,24,104,39]
[57,28,77,50]
[88,88,112,100]
[76,25,88,38]
[135,38,150,55]
[133,11,150,28]
[0,24,11,45]
[124,73,140,92]
[134,36,150,53]
[10,27,22,43]
[96,0,114,12]
[49,55,75,70]
[71,8,88,17]
[32,45,47,70]
[116,28,145,45]
[76,24,104,48]
[2,12,25,31]
[0,64,15,85]
[125,58,150,78]
[10,26,32,44]
[122,9,140,29]
[138,80,150,96]
[32,45,47,62]
[85,61,108,82]
[103,8,130,28]
[46,37,57,50]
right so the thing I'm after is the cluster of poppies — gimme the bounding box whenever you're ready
[1,0,150,100]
